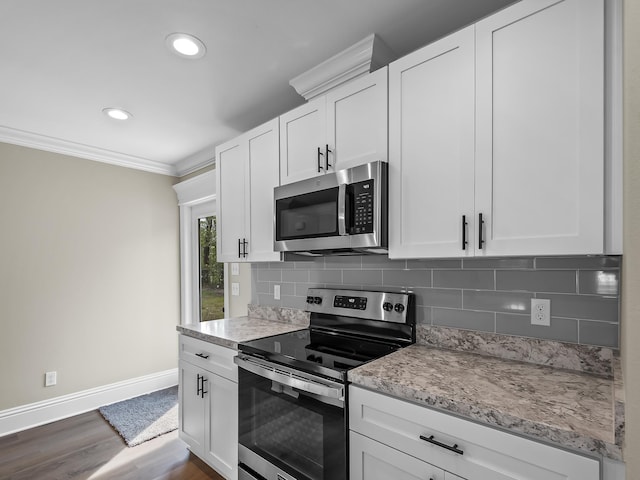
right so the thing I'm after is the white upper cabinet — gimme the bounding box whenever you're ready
[216,118,281,263]
[389,26,475,259]
[389,0,609,259]
[279,97,326,185]
[475,0,605,256]
[280,68,388,185]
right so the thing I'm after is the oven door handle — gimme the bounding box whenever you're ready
[337,183,347,236]
[234,355,345,403]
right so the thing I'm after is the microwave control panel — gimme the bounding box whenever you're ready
[351,179,374,234]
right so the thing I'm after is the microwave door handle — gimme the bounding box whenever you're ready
[338,184,347,236]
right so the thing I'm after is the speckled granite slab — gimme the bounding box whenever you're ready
[417,325,613,377]
[247,304,310,326]
[177,316,306,349]
[349,344,621,460]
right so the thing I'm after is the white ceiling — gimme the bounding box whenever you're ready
[0,0,515,176]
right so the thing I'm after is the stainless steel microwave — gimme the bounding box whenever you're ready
[274,161,388,255]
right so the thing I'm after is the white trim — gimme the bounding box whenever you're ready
[289,34,396,101]
[0,368,178,437]
[173,171,227,324]
[174,148,216,177]
[174,170,216,206]
[0,125,177,176]
[605,0,623,254]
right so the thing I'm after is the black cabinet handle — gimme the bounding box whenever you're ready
[200,377,208,398]
[242,238,248,258]
[478,213,485,249]
[325,144,332,170]
[196,373,202,397]
[461,215,468,250]
[317,147,324,172]
[195,352,209,359]
[420,434,464,455]
[238,238,242,259]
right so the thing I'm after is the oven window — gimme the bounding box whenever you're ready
[238,369,346,480]
[276,187,339,240]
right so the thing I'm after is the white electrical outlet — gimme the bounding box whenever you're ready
[45,371,57,387]
[531,299,551,326]
[274,284,281,300]
[232,283,240,296]
[231,263,239,276]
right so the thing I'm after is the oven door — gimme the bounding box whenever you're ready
[235,354,347,480]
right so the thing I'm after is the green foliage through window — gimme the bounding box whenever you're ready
[199,216,224,321]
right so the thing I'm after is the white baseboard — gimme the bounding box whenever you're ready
[0,368,178,437]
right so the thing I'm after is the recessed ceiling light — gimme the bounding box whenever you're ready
[102,108,132,121]
[166,33,206,59]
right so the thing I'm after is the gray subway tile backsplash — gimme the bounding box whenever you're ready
[579,320,619,348]
[383,269,432,288]
[463,290,534,314]
[412,287,462,308]
[543,293,619,323]
[495,270,576,293]
[496,313,579,343]
[343,269,383,285]
[250,254,621,348]
[433,270,494,289]
[578,270,620,295]
[432,308,495,333]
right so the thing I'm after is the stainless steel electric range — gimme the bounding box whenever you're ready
[234,288,415,480]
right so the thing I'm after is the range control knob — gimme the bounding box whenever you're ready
[313,296,323,305]
[306,296,314,304]
[394,303,405,313]
[382,302,394,312]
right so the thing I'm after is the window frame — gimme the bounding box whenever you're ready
[173,170,228,325]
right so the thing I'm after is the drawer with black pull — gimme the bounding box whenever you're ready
[349,386,599,480]
[179,334,237,381]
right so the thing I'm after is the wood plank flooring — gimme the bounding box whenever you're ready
[0,410,225,480]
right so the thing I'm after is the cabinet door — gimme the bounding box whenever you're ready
[205,373,238,480]
[351,431,445,480]
[246,119,281,262]
[388,26,475,259]
[216,138,247,262]
[475,0,604,256]
[279,97,326,185]
[178,361,205,455]
[326,67,388,172]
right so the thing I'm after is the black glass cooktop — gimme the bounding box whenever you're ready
[238,329,400,382]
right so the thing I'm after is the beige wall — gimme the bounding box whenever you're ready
[0,143,180,410]
[622,0,640,475]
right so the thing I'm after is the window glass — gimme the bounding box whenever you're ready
[199,216,224,321]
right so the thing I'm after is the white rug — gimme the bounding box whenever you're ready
[99,386,178,447]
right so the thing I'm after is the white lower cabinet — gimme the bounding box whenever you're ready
[179,335,238,480]
[349,386,600,480]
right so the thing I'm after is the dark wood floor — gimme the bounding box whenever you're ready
[0,410,225,480]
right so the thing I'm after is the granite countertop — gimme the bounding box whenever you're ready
[349,329,622,461]
[177,315,306,349]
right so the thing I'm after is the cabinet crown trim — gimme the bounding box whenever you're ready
[290,33,395,100]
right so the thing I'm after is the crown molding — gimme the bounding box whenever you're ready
[174,145,216,177]
[173,169,216,206]
[290,34,396,101]
[0,125,177,176]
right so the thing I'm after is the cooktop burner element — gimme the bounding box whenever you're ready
[238,288,415,382]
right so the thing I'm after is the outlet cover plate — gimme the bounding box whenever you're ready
[231,283,240,296]
[531,299,551,326]
[45,371,57,387]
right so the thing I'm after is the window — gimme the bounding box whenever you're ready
[198,216,224,321]
[174,170,229,325]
